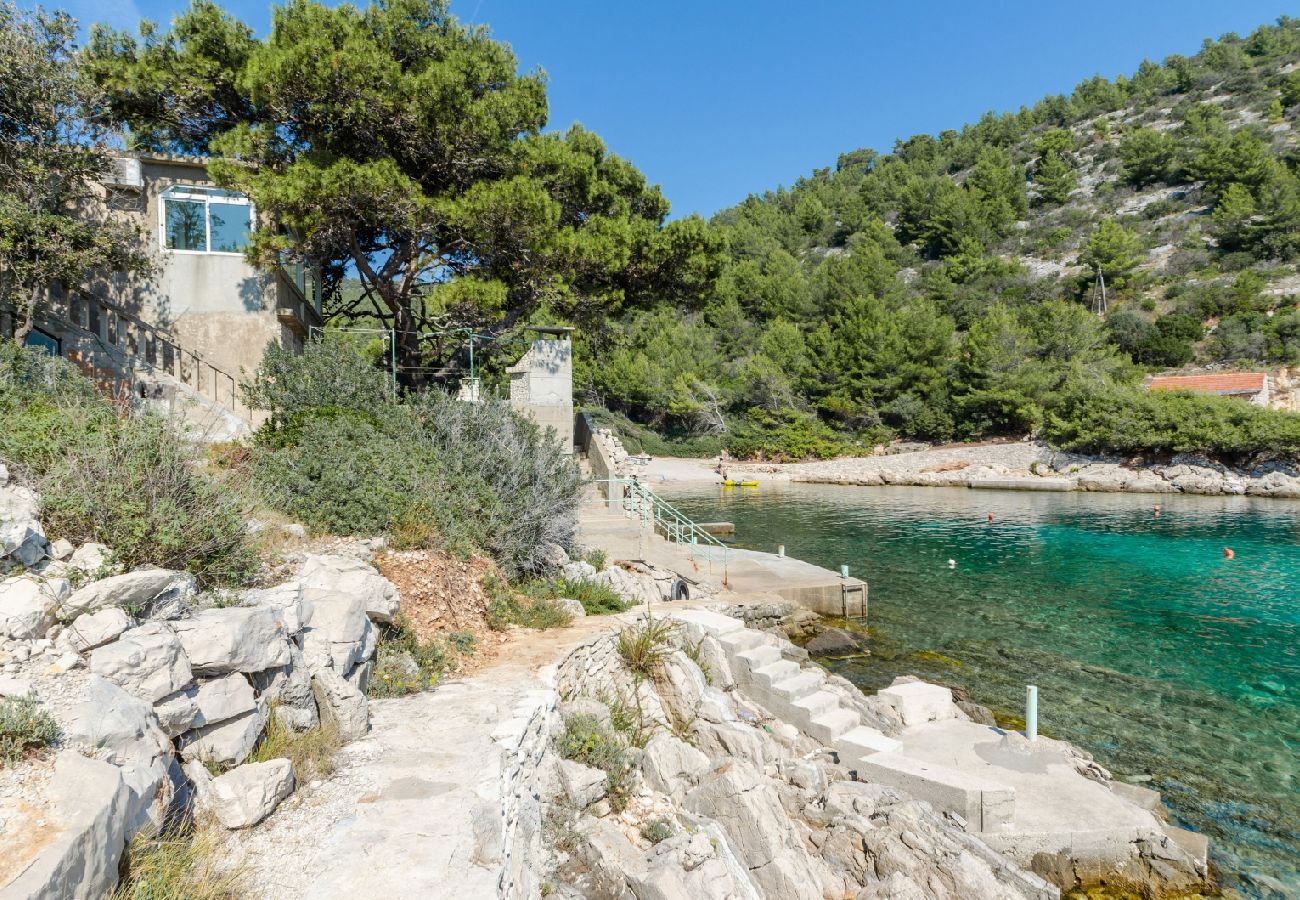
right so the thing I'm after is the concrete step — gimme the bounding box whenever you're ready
[718,629,768,654]
[750,660,800,689]
[770,670,824,702]
[789,690,840,725]
[734,645,782,673]
[836,724,902,760]
[807,706,860,744]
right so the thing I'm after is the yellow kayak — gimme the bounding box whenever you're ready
[721,479,759,487]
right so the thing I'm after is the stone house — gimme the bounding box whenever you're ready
[0,153,322,436]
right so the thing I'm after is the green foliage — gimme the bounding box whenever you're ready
[241,336,392,426]
[484,571,573,631]
[1045,383,1300,457]
[0,696,60,765]
[248,340,583,576]
[367,616,451,698]
[88,0,725,386]
[0,346,255,585]
[1032,150,1075,206]
[616,617,678,679]
[0,2,149,342]
[555,712,632,811]
[1079,219,1144,285]
[1118,128,1177,187]
[640,819,673,844]
[526,577,628,616]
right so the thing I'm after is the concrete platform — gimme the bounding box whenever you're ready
[579,501,866,619]
[892,718,1173,867]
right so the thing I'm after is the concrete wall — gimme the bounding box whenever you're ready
[508,337,574,452]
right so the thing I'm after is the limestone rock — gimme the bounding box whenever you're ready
[0,574,69,639]
[299,578,375,674]
[640,733,711,798]
[1,752,130,900]
[555,597,586,619]
[62,676,177,835]
[89,623,193,702]
[299,554,399,624]
[312,668,369,740]
[0,482,49,568]
[657,650,707,726]
[192,673,258,726]
[557,759,607,808]
[178,703,267,767]
[0,675,34,697]
[67,542,117,576]
[49,538,74,561]
[535,542,570,572]
[560,560,597,581]
[205,759,295,829]
[66,607,132,652]
[805,627,863,656]
[242,581,308,635]
[151,686,201,737]
[252,642,319,731]
[61,568,196,619]
[170,607,291,675]
[684,760,828,900]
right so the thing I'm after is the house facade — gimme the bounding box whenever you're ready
[1,153,321,433]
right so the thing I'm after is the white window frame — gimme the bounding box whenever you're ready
[159,185,255,256]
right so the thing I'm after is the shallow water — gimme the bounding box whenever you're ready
[668,483,1299,896]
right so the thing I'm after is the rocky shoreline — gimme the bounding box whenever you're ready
[529,606,1210,899]
[756,440,1300,499]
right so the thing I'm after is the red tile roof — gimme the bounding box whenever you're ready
[1148,373,1267,394]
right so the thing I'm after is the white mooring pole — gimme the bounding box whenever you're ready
[1026,685,1039,742]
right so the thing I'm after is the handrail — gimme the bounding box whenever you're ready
[598,477,729,585]
[32,296,245,420]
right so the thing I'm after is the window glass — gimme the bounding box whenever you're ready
[165,198,207,251]
[209,201,252,253]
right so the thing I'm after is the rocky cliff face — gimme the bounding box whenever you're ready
[0,465,402,898]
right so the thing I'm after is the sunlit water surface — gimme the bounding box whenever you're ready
[667,483,1299,896]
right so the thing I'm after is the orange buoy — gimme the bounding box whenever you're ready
[1224,547,1235,560]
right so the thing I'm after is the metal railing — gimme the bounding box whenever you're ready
[39,296,247,421]
[597,477,729,584]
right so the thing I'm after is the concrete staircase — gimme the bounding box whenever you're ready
[674,609,1017,833]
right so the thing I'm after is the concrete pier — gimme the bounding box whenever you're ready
[578,496,867,620]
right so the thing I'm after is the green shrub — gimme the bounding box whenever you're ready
[0,346,254,585]
[555,712,632,811]
[526,576,627,616]
[0,696,60,766]
[725,409,868,461]
[484,572,573,631]
[241,335,393,426]
[641,819,673,844]
[1045,383,1300,458]
[367,616,452,698]
[248,341,584,577]
[617,617,678,678]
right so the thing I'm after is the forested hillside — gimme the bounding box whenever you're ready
[579,17,1300,460]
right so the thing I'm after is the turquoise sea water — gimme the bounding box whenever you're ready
[669,483,1299,897]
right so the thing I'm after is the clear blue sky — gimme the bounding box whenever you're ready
[63,0,1298,217]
